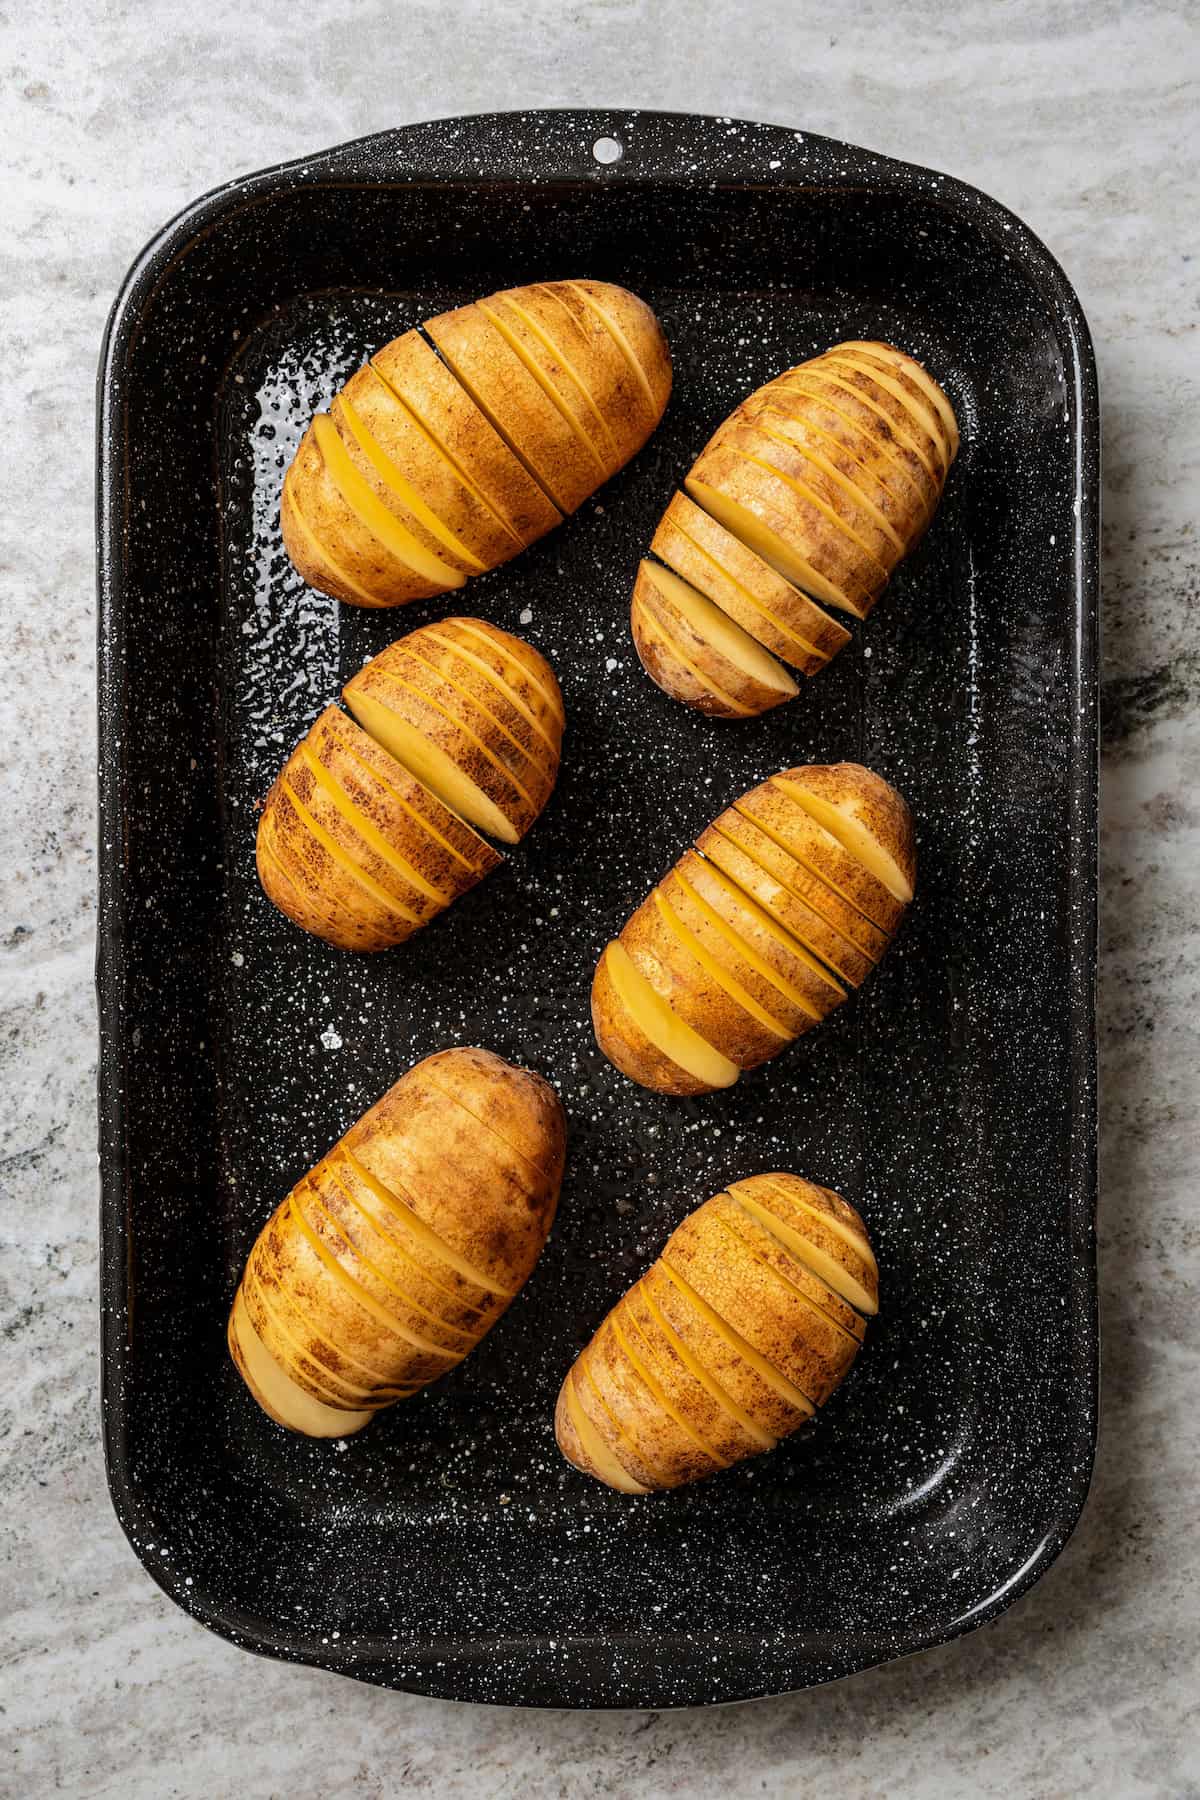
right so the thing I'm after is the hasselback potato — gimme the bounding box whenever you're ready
[283,282,672,607]
[592,762,914,1093]
[229,1048,567,1437]
[631,340,958,716]
[556,1174,878,1492]
[256,617,563,950]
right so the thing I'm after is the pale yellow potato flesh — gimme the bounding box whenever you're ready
[230,1049,566,1437]
[333,387,488,573]
[557,1182,874,1493]
[776,766,916,904]
[591,941,741,1096]
[311,414,466,591]
[344,685,522,845]
[632,560,798,718]
[228,1287,377,1437]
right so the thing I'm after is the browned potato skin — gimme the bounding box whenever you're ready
[255,702,501,952]
[556,1179,876,1493]
[591,764,913,1093]
[230,1049,566,1436]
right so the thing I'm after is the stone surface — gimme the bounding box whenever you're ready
[2,1,1197,1794]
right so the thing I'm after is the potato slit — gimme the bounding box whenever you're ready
[286,1196,464,1365]
[826,349,949,459]
[283,473,384,605]
[637,1280,775,1449]
[417,325,571,515]
[323,1156,490,1320]
[230,1290,382,1430]
[657,1259,816,1412]
[499,291,621,465]
[335,393,487,571]
[320,717,492,875]
[671,870,825,1021]
[754,421,907,554]
[603,941,740,1090]
[339,1148,516,1297]
[278,776,421,925]
[754,395,927,526]
[257,828,357,941]
[422,630,560,757]
[653,890,792,1040]
[726,444,890,581]
[564,280,659,420]
[773,780,912,906]
[563,1368,650,1493]
[297,743,448,905]
[767,377,934,523]
[611,1311,726,1468]
[248,1254,411,1395]
[449,619,566,725]
[277,777,419,923]
[310,414,465,590]
[729,1186,877,1318]
[244,1265,387,1404]
[476,300,610,477]
[365,666,539,821]
[365,361,527,550]
[300,1182,478,1349]
[684,476,866,619]
[716,1202,864,1345]
[323,1152,489,1324]
[687,855,847,998]
[837,343,959,452]
[658,514,834,664]
[800,362,941,487]
[400,639,551,785]
[732,799,891,936]
[755,1176,879,1276]
[707,820,879,971]
[420,1070,557,1186]
[579,1353,671,1488]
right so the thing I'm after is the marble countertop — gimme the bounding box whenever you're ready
[3,1,1197,1793]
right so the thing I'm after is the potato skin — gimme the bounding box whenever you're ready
[635,340,956,712]
[591,763,913,1094]
[284,282,671,606]
[230,1048,566,1437]
[555,1177,876,1493]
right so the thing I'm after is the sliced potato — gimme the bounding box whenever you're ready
[739,773,908,935]
[727,1174,879,1317]
[592,763,912,1093]
[557,1179,875,1492]
[714,803,890,962]
[230,1049,566,1437]
[689,443,881,616]
[631,560,798,717]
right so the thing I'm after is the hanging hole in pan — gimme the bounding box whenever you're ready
[592,136,623,166]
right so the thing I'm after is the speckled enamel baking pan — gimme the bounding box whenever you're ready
[96,109,1099,1708]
